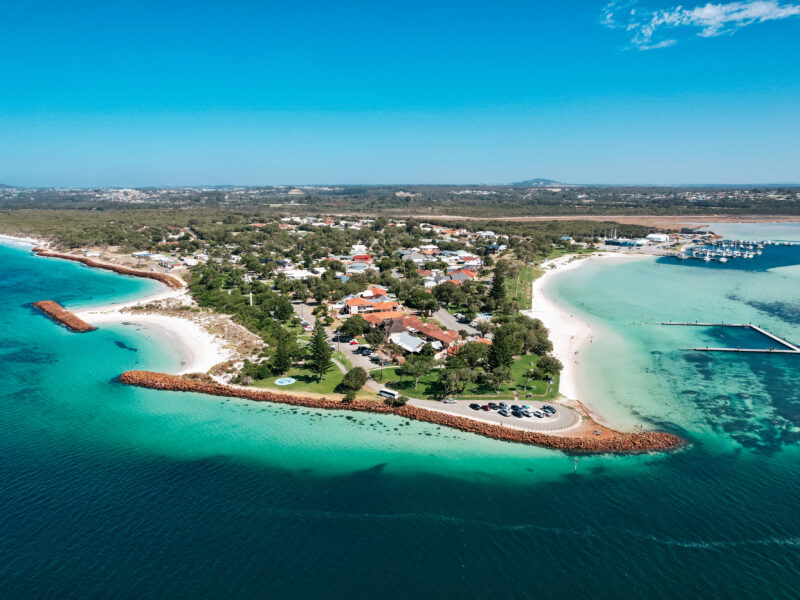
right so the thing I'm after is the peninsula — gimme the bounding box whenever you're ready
[6,209,695,454]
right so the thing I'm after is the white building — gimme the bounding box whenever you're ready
[646,233,670,243]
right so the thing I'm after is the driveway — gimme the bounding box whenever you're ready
[292,300,382,374]
[434,308,479,336]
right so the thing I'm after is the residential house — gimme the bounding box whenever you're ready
[389,332,426,354]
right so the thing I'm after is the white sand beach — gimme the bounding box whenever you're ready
[0,234,43,247]
[75,288,233,375]
[524,252,649,402]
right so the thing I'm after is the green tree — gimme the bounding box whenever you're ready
[482,366,510,392]
[489,265,507,305]
[365,329,385,347]
[488,326,515,370]
[399,354,434,390]
[409,288,439,316]
[342,367,368,391]
[536,355,563,379]
[436,368,476,398]
[270,336,292,375]
[274,296,294,321]
[523,367,538,391]
[340,314,369,339]
[308,321,333,382]
[448,341,489,369]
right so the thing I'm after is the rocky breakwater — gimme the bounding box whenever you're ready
[33,248,183,289]
[119,371,685,454]
[33,300,96,332]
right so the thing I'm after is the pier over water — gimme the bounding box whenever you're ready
[661,322,800,354]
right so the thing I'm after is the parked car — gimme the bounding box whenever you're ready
[481,404,491,411]
[469,403,481,410]
[443,397,456,404]
[498,402,508,410]
[533,410,544,418]
[498,409,510,417]
[511,405,520,411]
[488,402,499,410]
[521,410,532,418]
[349,339,359,345]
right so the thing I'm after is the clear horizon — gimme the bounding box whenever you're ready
[2,0,799,187]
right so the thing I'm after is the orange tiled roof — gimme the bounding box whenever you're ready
[345,297,372,306]
[363,311,405,324]
[371,301,399,311]
[401,316,460,346]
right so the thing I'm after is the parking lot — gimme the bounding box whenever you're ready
[409,398,580,433]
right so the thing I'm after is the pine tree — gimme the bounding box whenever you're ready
[489,267,507,305]
[271,336,292,374]
[309,320,333,382]
[488,326,514,371]
[275,296,294,321]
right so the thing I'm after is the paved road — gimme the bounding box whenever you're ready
[434,308,479,336]
[292,300,378,375]
[409,398,580,433]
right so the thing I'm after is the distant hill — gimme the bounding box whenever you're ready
[511,178,567,187]
[0,183,13,189]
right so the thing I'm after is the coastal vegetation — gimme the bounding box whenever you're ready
[9,207,636,404]
[3,185,800,218]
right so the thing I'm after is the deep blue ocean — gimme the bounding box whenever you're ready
[1,233,799,599]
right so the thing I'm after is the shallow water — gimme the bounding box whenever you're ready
[1,238,800,599]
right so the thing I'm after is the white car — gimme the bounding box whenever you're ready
[443,397,457,404]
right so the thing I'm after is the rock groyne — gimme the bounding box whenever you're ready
[33,248,183,289]
[119,371,684,454]
[33,300,96,332]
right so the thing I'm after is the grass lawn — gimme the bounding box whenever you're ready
[377,355,559,400]
[254,367,343,394]
[506,264,541,310]
[332,350,353,371]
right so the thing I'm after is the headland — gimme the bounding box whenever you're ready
[33,247,184,289]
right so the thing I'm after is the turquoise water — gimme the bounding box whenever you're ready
[1,237,800,598]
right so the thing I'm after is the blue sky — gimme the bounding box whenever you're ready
[1,0,799,186]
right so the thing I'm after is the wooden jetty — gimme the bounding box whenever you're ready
[661,322,800,354]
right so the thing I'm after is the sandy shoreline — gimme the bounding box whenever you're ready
[0,237,231,375]
[74,288,233,375]
[0,234,43,247]
[524,252,651,419]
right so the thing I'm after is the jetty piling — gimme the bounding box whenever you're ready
[662,322,800,354]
